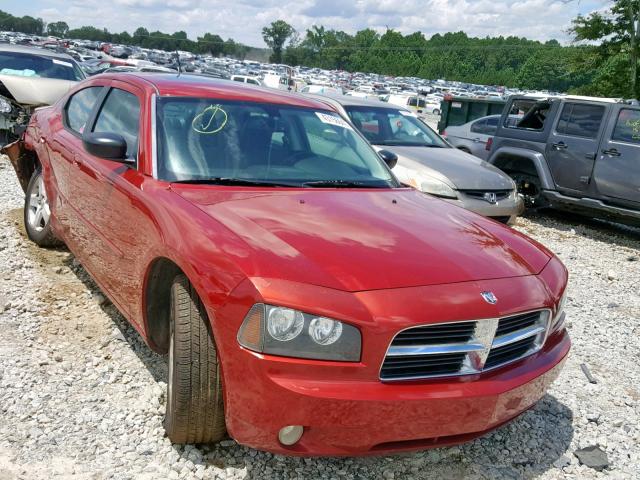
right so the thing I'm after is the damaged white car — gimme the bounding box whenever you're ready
[0,45,84,146]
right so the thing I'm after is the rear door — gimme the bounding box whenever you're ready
[592,105,640,204]
[545,101,607,195]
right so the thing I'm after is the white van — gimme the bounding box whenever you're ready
[231,75,262,86]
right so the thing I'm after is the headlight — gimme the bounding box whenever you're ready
[0,96,12,114]
[267,307,304,341]
[237,304,361,361]
[419,176,458,199]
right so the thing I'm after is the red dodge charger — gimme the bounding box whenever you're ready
[6,73,570,456]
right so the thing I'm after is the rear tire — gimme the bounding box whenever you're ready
[164,274,226,444]
[433,109,441,116]
[24,169,61,247]
[510,172,549,209]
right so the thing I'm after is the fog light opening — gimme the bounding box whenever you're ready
[278,425,304,446]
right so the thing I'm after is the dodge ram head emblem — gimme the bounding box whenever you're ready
[481,291,498,304]
[483,192,498,204]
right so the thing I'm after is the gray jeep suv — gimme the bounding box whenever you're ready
[488,95,640,226]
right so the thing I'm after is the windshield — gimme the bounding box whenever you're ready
[156,98,398,187]
[345,105,448,148]
[0,51,84,81]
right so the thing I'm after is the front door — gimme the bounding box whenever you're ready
[592,105,640,204]
[70,83,144,320]
[545,102,607,196]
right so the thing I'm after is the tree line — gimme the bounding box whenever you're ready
[2,3,639,98]
[0,10,252,59]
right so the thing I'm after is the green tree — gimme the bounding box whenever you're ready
[197,33,224,56]
[46,21,69,38]
[571,0,640,97]
[262,20,295,63]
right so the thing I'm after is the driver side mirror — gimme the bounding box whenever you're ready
[378,149,398,169]
[83,132,131,163]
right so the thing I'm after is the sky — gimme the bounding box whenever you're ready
[11,0,609,47]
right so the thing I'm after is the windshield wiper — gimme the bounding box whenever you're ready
[302,180,387,188]
[171,177,301,187]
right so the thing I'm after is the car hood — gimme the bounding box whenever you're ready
[0,74,77,106]
[379,145,514,190]
[175,187,551,292]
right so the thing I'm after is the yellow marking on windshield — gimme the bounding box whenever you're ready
[192,105,228,134]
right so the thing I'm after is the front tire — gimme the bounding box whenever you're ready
[164,274,226,444]
[24,169,60,247]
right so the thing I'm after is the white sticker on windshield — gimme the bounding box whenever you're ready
[399,110,417,117]
[52,59,73,68]
[315,112,353,130]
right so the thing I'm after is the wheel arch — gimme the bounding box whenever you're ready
[489,147,555,190]
[143,256,184,354]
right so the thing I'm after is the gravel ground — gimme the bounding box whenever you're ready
[0,154,638,480]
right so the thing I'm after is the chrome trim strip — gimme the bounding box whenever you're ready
[491,325,546,349]
[386,343,485,357]
[150,93,158,179]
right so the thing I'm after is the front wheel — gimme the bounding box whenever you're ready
[24,169,60,247]
[164,274,226,444]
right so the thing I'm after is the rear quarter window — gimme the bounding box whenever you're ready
[611,109,640,144]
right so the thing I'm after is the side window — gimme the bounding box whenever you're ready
[93,88,141,159]
[556,103,604,139]
[611,109,640,144]
[470,119,487,134]
[506,99,551,131]
[485,116,499,134]
[65,87,103,134]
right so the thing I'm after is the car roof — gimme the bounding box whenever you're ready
[102,72,332,110]
[305,93,408,110]
[0,44,77,62]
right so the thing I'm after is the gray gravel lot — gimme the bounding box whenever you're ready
[0,155,638,480]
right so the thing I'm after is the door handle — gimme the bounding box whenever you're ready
[72,157,83,167]
[602,148,621,157]
[552,142,568,150]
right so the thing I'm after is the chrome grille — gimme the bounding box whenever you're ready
[380,310,550,382]
[461,190,512,202]
[390,321,475,346]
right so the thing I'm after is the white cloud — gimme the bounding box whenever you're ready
[27,0,601,47]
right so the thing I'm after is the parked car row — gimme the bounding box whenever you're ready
[3,72,570,455]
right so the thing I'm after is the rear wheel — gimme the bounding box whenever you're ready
[510,172,549,209]
[24,169,60,247]
[164,274,226,444]
[433,108,441,116]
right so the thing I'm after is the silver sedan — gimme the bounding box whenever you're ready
[309,95,524,224]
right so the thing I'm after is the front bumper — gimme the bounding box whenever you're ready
[445,191,525,224]
[226,329,568,456]
[212,269,569,456]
